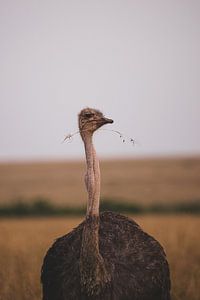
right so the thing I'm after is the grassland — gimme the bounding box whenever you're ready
[0,157,200,206]
[0,157,200,299]
[0,215,199,300]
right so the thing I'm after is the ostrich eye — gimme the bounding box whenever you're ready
[84,113,94,118]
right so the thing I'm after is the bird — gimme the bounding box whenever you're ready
[41,108,171,300]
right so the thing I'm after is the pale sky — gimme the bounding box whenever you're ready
[0,0,200,161]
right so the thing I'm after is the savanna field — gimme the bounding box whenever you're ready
[0,157,200,300]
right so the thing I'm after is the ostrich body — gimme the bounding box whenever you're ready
[41,108,171,300]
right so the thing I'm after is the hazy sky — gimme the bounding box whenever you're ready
[0,0,200,161]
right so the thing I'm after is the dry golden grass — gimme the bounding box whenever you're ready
[0,215,199,300]
[0,158,199,299]
[0,157,200,206]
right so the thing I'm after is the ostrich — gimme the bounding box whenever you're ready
[41,108,171,300]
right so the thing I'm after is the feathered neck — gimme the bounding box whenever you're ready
[80,132,110,296]
[82,133,100,216]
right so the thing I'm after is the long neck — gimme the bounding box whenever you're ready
[83,134,100,216]
[80,132,110,296]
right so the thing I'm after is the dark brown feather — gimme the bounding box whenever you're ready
[41,211,170,300]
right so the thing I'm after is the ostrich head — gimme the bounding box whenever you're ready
[78,108,113,138]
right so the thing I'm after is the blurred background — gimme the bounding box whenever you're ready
[0,1,200,300]
[0,0,199,210]
[0,0,200,161]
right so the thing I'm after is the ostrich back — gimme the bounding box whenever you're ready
[41,211,170,300]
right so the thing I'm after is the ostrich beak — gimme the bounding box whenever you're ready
[102,117,114,124]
